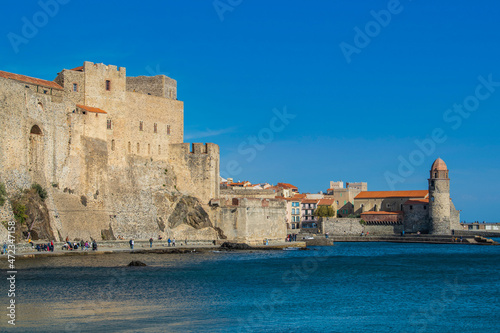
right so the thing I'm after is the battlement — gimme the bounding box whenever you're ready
[169,143,219,155]
[83,61,126,75]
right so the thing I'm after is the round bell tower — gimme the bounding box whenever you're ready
[428,158,451,234]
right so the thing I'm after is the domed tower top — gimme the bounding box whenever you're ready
[430,158,449,179]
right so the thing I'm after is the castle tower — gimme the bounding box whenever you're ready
[428,158,451,234]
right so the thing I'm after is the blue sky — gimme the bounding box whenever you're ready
[1,0,499,222]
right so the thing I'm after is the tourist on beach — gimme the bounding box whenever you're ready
[149,238,153,248]
[168,238,171,247]
[92,240,97,251]
[172,238,176,247]
[2,243,7,254]
[129,239,134,250]
[50,240,54,252]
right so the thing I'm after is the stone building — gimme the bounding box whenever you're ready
[0,62,285,243]
[327,181,367,216]
[353,158,461,234]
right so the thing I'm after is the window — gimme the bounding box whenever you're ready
[424,205,427,210]
[107,119,112,130]
[128,142,131,153]
[148,144,151,155]
[111,140,115,151]
[410,205,413,210]
[106,80,111,91]
[139,121,143,131]
[73,83,78,92]
[434,172,438,178]
[158,145,161,155]
[154,123,157,133]
[167,125,171,135]
[137,143,140,154]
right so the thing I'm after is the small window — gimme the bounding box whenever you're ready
[148,144,151,155]
[167,125,171,135]
[154,123,157,133]
[410,205,413,210]
[137,143,140,154]
[106,80,111,91]
[158,145,161,155]
[107,119,112,130]
[434,172,438,178]
[73,83,78,92]
[128,142,131,153]
[111,139,115,151]
[424,205,427,210]
[139,121,143,131]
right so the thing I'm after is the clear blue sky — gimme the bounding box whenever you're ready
[1,0,499,222]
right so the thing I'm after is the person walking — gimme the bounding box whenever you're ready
[172,238,176,247]
[168,238,171,247]
[129,239,134,250]
[149,238,153,248]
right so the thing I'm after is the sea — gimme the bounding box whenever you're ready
[1,240,500,333]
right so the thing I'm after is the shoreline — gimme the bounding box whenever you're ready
[8,234,499,260]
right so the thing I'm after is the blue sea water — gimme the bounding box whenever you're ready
[2,242,500,332]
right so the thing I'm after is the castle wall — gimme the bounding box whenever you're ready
[215,198,287,244]
[321,217,402,235]
[126,75,177,100]
[403,204,430,233]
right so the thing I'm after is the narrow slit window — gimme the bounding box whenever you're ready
[107,119,112,130]
[139,121,143,131]
[73,83,78,92]
[167,125,171,135]
[154,123,157,133]
[106,80,111,91]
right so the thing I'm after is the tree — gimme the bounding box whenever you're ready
[314,206,335,217]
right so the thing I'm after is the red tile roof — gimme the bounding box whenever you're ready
[355,190,428,199]
[302,199,319,204]
[361,211,403,215]
[70,66,84,71]
[76,104,107,114]
[293,193,306,199]
[277,182,298,190]
[0,70,63,90]
[403,199,429,205]
[318,199,335,206]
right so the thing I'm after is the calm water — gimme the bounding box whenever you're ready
[1,241,500,332]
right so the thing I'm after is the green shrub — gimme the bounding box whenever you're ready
[13,203,28,225]
[0,183,6,206]
[359,219,366,225]
[32,183,47,201]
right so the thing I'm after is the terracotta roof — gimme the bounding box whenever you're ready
[302,199,319,204]
[293,193,306,199]
[0,70,63,90]
[318,199,335,206]
[70,66,84,71]
[361,211,403,215]
[277,182,298,190]
[355,190,428,199]
[431,158,448,171]
[404,199,429,205]
[76,104,107,114]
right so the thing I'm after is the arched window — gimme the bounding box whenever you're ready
[30,125,42,135]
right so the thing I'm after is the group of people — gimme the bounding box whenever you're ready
[286,234,297,242]
[64,237,98,251]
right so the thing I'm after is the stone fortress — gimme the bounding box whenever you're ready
[0,62,286,243]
